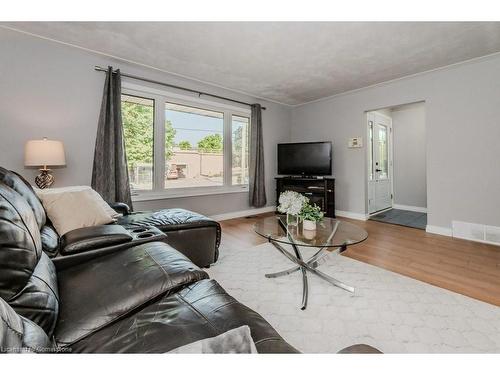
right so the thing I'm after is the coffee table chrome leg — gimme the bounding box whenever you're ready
[265,267,309,309]
[306,247,331,269]
[266,241,354,308]
[265,265,300,278]
[268,241,304,267]
[308,268,355,293]
[266,241,310,309]
[300,266,308,310]
[291,243,308,310]
[265,246,330,278]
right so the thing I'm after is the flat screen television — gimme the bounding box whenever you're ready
[277,141,332,176]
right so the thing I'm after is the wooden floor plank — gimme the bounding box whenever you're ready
[218,213,500,306]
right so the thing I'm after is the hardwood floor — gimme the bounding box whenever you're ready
[219,213,500,306]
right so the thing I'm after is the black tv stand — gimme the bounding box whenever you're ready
[275,176,335,218]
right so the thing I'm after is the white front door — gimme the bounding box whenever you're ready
[368,112,393,214]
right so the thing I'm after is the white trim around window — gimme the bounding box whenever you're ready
[122,81,251,201]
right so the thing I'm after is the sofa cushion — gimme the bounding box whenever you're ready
[0,182,42,301]
[0,167,46,229]
[54,241,208,346]
[67,279,298,353]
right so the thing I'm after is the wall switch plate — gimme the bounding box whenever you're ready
[348,137,363,148]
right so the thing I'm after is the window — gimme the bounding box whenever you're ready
[368,120,373,181]
[165,103,224,189]
[231,116,250,185]
[121,85,250,200]
[121,94,154,190]
[378,126,389,179]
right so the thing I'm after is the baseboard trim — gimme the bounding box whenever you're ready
[335,210,368,221]
[393,204,427,213]
[426,225,452,237]
[211,206,276,221]
[213,207,371,222]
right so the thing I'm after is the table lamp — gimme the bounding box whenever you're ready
[24,138,66,189]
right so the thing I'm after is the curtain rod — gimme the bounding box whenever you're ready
[94,66,266,110]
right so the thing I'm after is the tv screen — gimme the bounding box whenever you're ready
[277,142,332,176]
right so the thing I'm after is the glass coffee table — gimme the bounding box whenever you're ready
[254,216,368,310]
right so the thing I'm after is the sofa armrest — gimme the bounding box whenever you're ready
[60,225,133,256]
[53,225,167,271]
[108,202,131,216]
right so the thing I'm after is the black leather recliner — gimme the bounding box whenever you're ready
[0,177,298,353]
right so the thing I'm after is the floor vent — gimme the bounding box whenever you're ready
[452,220,500,246]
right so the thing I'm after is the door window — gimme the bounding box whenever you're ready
[377,125,389,179]
[368,121,374,180]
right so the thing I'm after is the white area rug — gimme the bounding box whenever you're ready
[206,243,500,353]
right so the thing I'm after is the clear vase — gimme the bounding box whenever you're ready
[286,213,299,227]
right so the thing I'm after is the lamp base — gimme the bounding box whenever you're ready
[35,169,54,189]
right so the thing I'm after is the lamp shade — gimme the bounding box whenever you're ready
[24,138,66,168]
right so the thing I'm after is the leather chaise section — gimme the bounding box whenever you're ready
[68,279,299,353]
[175,279,298,353]
[54,242,209,346]
[117,208,221,266]
[161,226,218,268]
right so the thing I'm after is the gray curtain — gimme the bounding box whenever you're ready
[249,104,267,207]
[91,66,133,210]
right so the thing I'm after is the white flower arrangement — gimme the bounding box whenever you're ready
[277,191,309,216]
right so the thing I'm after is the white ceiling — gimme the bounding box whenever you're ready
[5,22,500,105]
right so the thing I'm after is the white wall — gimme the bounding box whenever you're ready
[0,28,291,216]
[291,54,500,229]
[391,102,427,209]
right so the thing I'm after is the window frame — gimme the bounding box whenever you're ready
[122,82,251,202]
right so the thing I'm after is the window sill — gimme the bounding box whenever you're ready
[131,186,249,202]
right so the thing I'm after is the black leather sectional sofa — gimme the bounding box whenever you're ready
[0,168,297,353]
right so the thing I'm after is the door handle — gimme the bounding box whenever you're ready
[375,169,382,172]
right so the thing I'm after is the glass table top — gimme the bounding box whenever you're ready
[254,215,368,248]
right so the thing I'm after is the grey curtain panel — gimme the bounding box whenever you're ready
[249,104,267,207]
[91,66,133,210]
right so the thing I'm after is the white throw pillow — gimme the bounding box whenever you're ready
[35,186,120,219]
[36,188,116,236]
